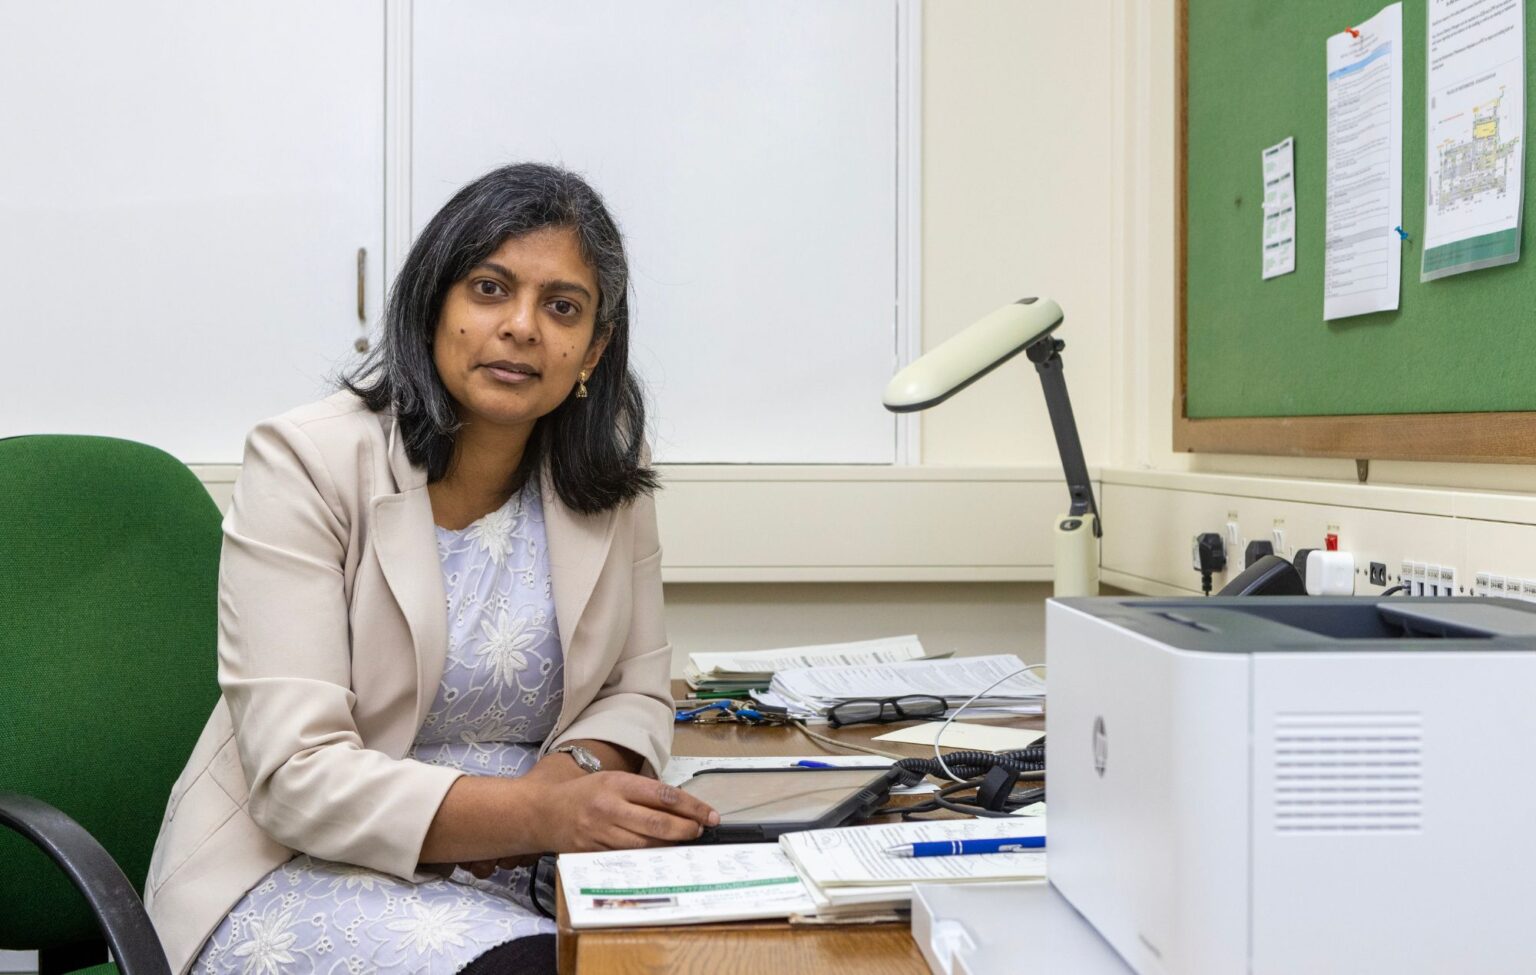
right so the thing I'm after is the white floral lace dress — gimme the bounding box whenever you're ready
[194,481,564,974]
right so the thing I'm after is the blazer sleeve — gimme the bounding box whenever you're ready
[547,487,675,775]
[218,416,461,880]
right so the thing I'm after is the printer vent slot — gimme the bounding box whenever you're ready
[1270,712,1423,834]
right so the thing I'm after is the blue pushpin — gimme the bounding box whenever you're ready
[1394,226,1410,241]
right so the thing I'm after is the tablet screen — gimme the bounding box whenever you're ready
[677,768,891,825]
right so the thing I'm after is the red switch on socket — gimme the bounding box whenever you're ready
[1325,532,1340,551]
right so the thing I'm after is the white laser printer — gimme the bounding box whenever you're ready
[1042,596,1536,975]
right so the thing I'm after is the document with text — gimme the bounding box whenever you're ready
[1325,3,1403,320]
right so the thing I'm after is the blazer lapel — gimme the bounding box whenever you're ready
[371,417,448,735]
[542,470,617,697]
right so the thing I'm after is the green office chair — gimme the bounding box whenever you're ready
[0,435,224,974]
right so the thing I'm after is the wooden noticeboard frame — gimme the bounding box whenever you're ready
[1172,0,1536,465]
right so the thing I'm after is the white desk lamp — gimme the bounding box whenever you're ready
[883,297,1100,597]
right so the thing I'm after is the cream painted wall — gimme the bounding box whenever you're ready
[920,0,1115,469]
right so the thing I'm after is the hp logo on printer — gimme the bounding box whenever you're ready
[1092,716,1107,777]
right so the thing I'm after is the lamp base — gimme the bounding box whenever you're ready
[1054,512,1100,598]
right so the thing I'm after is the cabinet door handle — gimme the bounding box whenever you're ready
[356,247,367,323]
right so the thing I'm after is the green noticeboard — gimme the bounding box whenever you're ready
[1183,0,1533,430]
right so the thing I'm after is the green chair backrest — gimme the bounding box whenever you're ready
[0,435,222,952]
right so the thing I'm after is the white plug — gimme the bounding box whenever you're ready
[1305,551,1356,596]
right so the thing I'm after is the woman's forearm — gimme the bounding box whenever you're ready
[418,774,548,864]
[417,740,643,865]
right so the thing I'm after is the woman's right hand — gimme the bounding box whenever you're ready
[538,771,719,852]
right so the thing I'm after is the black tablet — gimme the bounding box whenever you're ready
[677,766,897,843]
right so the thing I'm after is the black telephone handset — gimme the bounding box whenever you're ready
[1217,553,1307,596]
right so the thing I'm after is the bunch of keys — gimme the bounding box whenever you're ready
[674,699,786,725]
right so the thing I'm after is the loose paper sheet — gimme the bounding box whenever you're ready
[1422,0,1525,280]
[871,721,1045,753]
[1263,137,1298,279]
[1324,3,1404,320]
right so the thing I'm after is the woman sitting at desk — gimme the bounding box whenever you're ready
[145,163,718,975]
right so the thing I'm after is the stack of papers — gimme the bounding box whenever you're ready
[754,654,1045,724]
[779,817,1048,916]
[559,817,1049,929]
[684,634,942,696]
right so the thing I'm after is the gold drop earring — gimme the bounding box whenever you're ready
[576,370,590,399]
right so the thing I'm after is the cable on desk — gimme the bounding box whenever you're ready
[888,743,1045,789]
[930,663,1047,783]
[790,720,906,761]
[875,779,1047,820]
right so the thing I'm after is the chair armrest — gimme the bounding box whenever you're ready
[0,791,170,975]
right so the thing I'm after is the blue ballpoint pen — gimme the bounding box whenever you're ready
[884,836,1046,857]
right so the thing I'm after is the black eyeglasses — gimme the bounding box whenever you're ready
[826,695,949,728]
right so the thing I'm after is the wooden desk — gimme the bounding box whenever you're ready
[556,689,1044,975]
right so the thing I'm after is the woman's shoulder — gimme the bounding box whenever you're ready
[253,390,386,450]
[243,390,395,490]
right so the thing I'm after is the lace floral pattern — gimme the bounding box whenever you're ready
[195,482,563,973]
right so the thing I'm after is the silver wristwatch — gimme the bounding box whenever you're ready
[553,744,603,774]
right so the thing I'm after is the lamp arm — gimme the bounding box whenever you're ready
[1027,337,1101,537]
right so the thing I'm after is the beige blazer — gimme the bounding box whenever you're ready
[142,391,674,973]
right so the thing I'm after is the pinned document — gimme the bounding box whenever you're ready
[1262,137,1297,279]
[1324,3,1403,320]
[1422,0,1525,280]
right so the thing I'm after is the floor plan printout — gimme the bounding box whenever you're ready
[1423,0,1525,280]
[1324,3,1404,320]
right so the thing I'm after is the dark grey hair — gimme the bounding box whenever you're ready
[341,162,657,513]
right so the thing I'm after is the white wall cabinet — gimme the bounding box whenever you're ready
[1,1,908,466]
[0,2,385,464]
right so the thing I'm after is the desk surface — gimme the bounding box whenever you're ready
[555,686,1045,975]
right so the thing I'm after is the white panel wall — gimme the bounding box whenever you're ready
[0,2,385,464]
[410,0,901,464]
